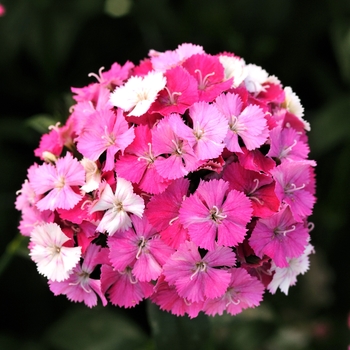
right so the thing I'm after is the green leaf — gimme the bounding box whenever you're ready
[147,301,212,350]
[26,114,59,134]
[44,305,150,350]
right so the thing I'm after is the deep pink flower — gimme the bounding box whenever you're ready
[145,178,190,249]
[49,243,108,307]
[223,162,280,218]
[115,125,171,194]
[203,268,265,316]
[179,179,252,251]
[163,240,236,302]
[29,152,85,211]
[249,206,309,267]
[182,54,232,102]
[150,66,199,116]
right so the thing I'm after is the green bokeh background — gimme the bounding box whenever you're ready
[0,0,349,349]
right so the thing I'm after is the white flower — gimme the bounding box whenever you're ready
[284,86,310,131]
[110,71,166,117]
[91,178,145,236]
[244,64,269,94]
[219,55,247,88]
[268,244,315,295]
[29,223,82,282]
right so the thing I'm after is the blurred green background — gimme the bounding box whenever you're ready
[0,0,349,349]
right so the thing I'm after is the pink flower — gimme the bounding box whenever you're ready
[152,117,203,179]
[215,92,269,152]
[77,108,135,171]
[29,223,81,282]
[249,206,310,267]
[179,179,252,251]
[29,152,85,211]
[169,101,228,160]
[163,240,236,302]
[271,160,316,222]
[203,268,265,316]
[101,264,154,308]
[49,243,108,307]
[90,178,145,235]
[108,215,174,282]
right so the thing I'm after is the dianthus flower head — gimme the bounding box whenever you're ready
[15,43,317,317]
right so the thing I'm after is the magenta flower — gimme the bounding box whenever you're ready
[101,264,154,308]
[203,268,265,316]
[271,160,316,222]
[179,179,252,251]
[29,152,85,211]
[49,244,108,307]
[249,206,310,267]
[163,240,236,302]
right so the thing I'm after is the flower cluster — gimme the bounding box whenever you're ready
[16,43,316,317]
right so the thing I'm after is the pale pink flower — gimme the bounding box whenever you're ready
[168,102,228,160]
[49,243,108,307]
[110,71,166,117]
[215,92,268,152]
[90,178,145,236]
[29,223,81,282]
[268,243,314,295]
[77,108,135,171]
[29,152,85,211]
[163,240,236,302]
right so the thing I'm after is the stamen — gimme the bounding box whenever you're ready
[136,237,146,259]
[88,66,105,83]
[248,179,260,195]
[210,205,227,221]
[171,139,182,155]
[80,199,92,210]
[169,216,179,225]
[275,225,296,236]
[308,222,315,232]
[249,196,264,205]
[195,69,215,90]
[190,261,207,280]
[279,139,298,159]
[285,183,306,193]
[137,143,154,163]
[164,87,182,105]
[225,292,240,307]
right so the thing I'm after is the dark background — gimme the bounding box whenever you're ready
[0,0,349,349]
